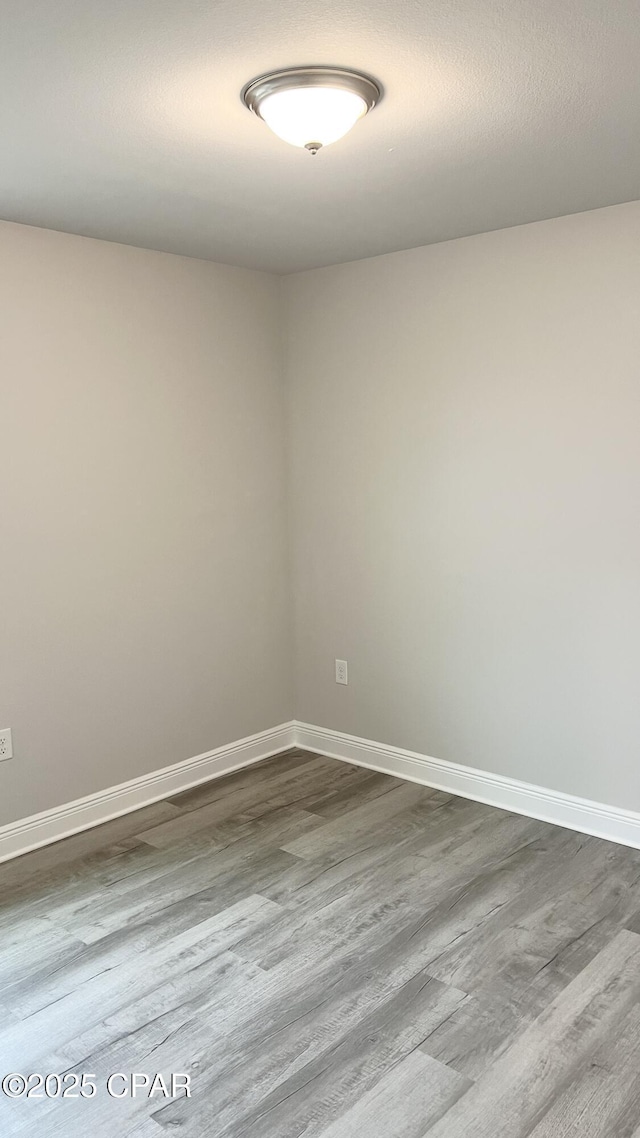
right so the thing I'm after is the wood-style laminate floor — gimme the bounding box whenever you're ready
[2,749,640,1137]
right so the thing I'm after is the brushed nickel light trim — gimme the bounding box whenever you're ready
[242,66,382,153]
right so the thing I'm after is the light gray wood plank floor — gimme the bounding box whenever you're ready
[2,749,640,1136]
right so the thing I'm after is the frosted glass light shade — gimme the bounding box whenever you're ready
[243,67,381,154]
[259,87,367,150]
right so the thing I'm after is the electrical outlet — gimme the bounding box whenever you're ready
[0,728,13,761]
[335,659,348,685]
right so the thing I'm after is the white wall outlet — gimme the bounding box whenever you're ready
[335,659,348,685]
[0,728,13,761]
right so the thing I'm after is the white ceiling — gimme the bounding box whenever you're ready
[2,0,639,273]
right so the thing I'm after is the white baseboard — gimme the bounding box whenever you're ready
[294,721,640,850]
[4,717,639,864]
[0,722,296,864]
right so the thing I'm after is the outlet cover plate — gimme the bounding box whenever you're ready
[0,728,13,761]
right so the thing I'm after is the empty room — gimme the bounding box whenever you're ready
[1,1,640,1135]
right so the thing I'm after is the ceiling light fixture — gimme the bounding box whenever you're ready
[242,66,381,154]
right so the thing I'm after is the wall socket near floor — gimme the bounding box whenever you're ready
[335,659,348,685]
[0,728,13,761]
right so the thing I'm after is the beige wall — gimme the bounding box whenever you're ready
[285,201,640,810]
[0,222,292,825]
[3,200,640,828]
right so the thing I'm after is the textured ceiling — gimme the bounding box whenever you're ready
[2,0,639,273]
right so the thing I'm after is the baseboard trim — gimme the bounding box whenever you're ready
[294,721,640,850]
[0,722,296,864]
[4,718,639,864]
